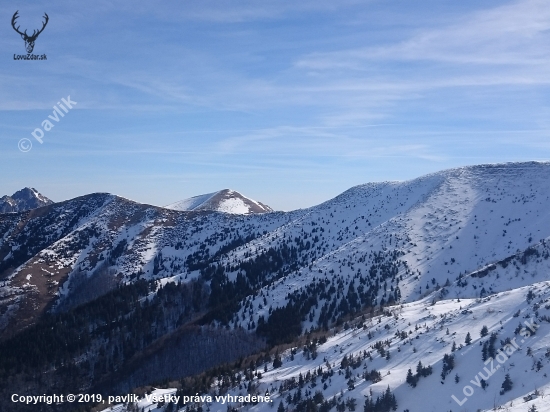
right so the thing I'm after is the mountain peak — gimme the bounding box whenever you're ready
[0,187,53,213]
[164,189,273,214]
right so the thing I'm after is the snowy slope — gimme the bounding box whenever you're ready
[223,162,550,333]
[251,283,550,412]
[164,189,273,214]
[164,192,219,212]
[105,280,550,412]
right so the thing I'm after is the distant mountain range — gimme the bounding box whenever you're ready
[2,162,550,412]
[164,189,273,214]
[0,187,272,216]
[0,187,53,213]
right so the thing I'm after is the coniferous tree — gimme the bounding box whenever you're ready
[500,374,513,394]
[416,361,423,376]
[273,354,283,368]
[346,398,357,411]
[364,396,375,412]
[406,369,416,388]
[487,332,498,359]
[482,341,488,361]
[480,325,488,337]
[441,354,455,379]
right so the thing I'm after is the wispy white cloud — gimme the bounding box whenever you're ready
[297,0,550,68]
[216,125,445,162]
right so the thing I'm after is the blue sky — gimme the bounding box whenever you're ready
[1,0,550,210]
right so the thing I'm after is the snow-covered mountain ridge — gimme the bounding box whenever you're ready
[165,189,273,214]
[219,162,550,335]
[2,161,550,412]
[0,187,53,213]
[2,162,550,336]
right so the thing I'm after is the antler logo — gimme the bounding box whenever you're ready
[11,11,49,54]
